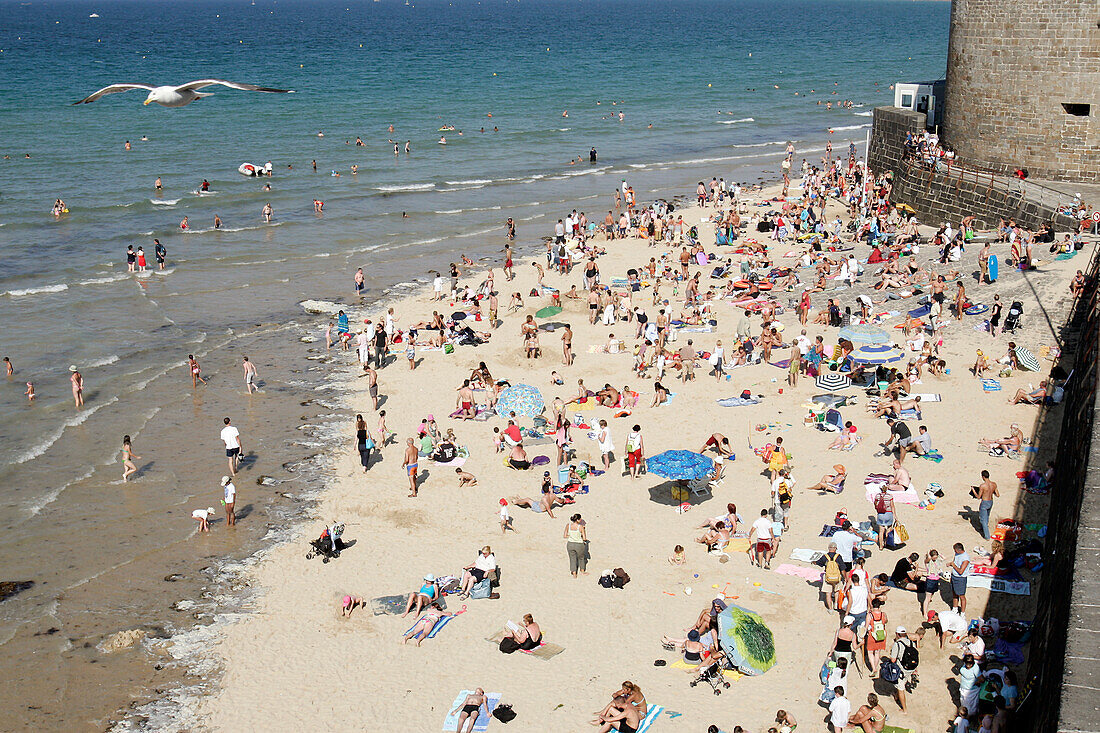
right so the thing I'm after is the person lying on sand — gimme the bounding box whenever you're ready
[509,488,567,518]
[450,689,486,733]
[403,606,453,646]
[978,424,1024,451]
[805,464,847,493]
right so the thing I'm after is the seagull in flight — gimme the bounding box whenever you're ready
[73,79,294,108]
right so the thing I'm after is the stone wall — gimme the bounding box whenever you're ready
[942,0,1100,183]
[869,107,1079,230]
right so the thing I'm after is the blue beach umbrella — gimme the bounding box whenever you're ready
[838,323,891,345]
[717,604,777,676]
[645,450,715,481]
[495,383,544,418]
[850,344,905,365]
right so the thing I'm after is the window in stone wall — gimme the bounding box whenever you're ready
[1061,103,1091,117]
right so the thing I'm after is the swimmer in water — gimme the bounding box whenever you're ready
[314,199,324,213]
[312,159,317,170]
[394,143,399,155]
[388,124,394,133]
[140,135,148,141]
[439,136,447,145]
[317,130,324,137]
[125,140,131,151]
[263,182,272,190]
[179,216,189,231]
[214,214,222,229]
[351,164,358,174]
[262,203,273,222]
[201,179,210,191]
[25,382,35,401]
[154,176,162,191]
[405,140,410,154]
[3,356,12,376]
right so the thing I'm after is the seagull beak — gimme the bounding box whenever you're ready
[143,99,152,106]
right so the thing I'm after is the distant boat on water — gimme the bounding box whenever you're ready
[89,13,100,17]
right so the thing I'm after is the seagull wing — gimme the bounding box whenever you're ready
[173,79,294,94]
[72,83,157,105]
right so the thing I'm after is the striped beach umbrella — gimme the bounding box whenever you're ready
[1015,346,1041,372]
[838,324,891,345]
[495,384,544,418]
[815,373,852,391]
[850,344,905,365]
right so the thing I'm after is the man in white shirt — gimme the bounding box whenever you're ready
[828,688,851,732]
[748,508,774,569]
[795,329,812,357]
[831,520,866,565]
[220,417,242,475]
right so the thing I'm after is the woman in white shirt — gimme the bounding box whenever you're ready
[459,546,497,598]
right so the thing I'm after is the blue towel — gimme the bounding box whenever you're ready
[635,705,665,732]
[443,691,501,732]
[404,613,454,640]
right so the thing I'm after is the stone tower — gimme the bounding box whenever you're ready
[942,0,1099,183]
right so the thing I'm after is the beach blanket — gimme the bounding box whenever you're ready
[724,538,751,553]
[896,408,921,420]
[774,564,823,582]
[1055,251,1078,261]
[819,525,841,538]
[990,638,1026,666]
[864,481,920,505]
[432,456,467,468]
[485,631,565,660]
[449,406,491,420]
[769,359,792,369]
[917,449,944,463]
[716,396,761,407]
[971,563,1023,579]
[790,548,824,563]
[675,325,714,333]
[910,394,941,402]
[373,594,447,616]
[965,575,1030,595]
[637,705,666,732]
[982,379,1002,392]
[655,393,677,406]
[442,691,502,732]
[571,399,598,411]
[404,614,455,640]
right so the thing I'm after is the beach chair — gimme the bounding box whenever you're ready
[818,408,843,432]
[688,475,712,497]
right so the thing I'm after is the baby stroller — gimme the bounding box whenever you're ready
[306,522,346,563]
[1003,301,1023,333]
[689,648,733,695]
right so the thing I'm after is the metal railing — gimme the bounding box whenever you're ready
[901,156,1081,216]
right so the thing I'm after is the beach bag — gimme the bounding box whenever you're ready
[824,554,842,585]
[895,523,910,543]
[470,579,492,599]
[598,572,615,588]
[444,343,455,354]
[362,437,375,450]
[612,567,631,589]
[492,704,516,723]
[499,637,521,654]
[900,640,919,670]
[881,659,902,683]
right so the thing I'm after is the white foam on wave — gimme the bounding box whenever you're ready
[732,140,786,148]
[374,182,436,192]
[183,222,284,234]
[150,198,181,206]
[443,179,492,186]
[78,273,129,287]
[3,283,68,297]
[829,123,871,132]
[12,398,117,466]
[439,184,486,192]
[717,117,755,124]
[854,111,873,117]
[26,465,95,517]
[85,354,120,369]
[454,226,499,240]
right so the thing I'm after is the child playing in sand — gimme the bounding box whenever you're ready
[456,468,478,486]
[340,595,364,617]
[669,545,686,565]
[499,499,514,534]
[192,507,215,533]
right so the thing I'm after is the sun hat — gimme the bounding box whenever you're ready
[342,595,352,608]
[69,365,78,372]
[687,629,700,641]
[843,615,855,625]
[206,507,216,515]
[927,610,937,621]
[423,573,436,582]
[221,476,231,486]
[499,498,508,506]
[896,625,907,634]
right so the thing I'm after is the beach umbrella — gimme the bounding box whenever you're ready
[716,604,777,676]
[495,383,544,418]
[850,344,905,365]
[815,373,852,391]
[535,306,563,318]
[838,324,890,345]
[644,450,714,481]
[1015,346,1041,372]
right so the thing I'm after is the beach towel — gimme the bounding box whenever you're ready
[449,406,491,420]
[670,658,742,680]
[790,548,824,563]
[716,396,761,407]
[432,456,467,468]
[1055,251,1077,261]
[881,727,914,733]
[982,379,1002,392]
[675,325,714,333]
[485,631,566,660]
[896,408,921,420]
[724,538,751,553]
[910,394,941,402]
[819,524,840,538]
[636,705,666,732]
[443,691,501,732]
[404,614,455,640]
[774,564,823,582]
[916,449,944,463]
[572,399,598,411]
[769,359,792,369]
[864,482,920,505]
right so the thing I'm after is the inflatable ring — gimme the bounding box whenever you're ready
[733,280,751,289]
[757,282,773,291]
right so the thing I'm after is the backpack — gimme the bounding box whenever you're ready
[870,611,887,642]
[492,704,516,723]
[880,659,902,683]
[823,554,842,585]
[776,481,792,505]
[900,640,919,670]
[874,495,888,514]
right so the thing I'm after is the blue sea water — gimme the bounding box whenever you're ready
[0,0,949,727]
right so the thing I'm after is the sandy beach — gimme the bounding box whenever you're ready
[191,178,1083,732]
